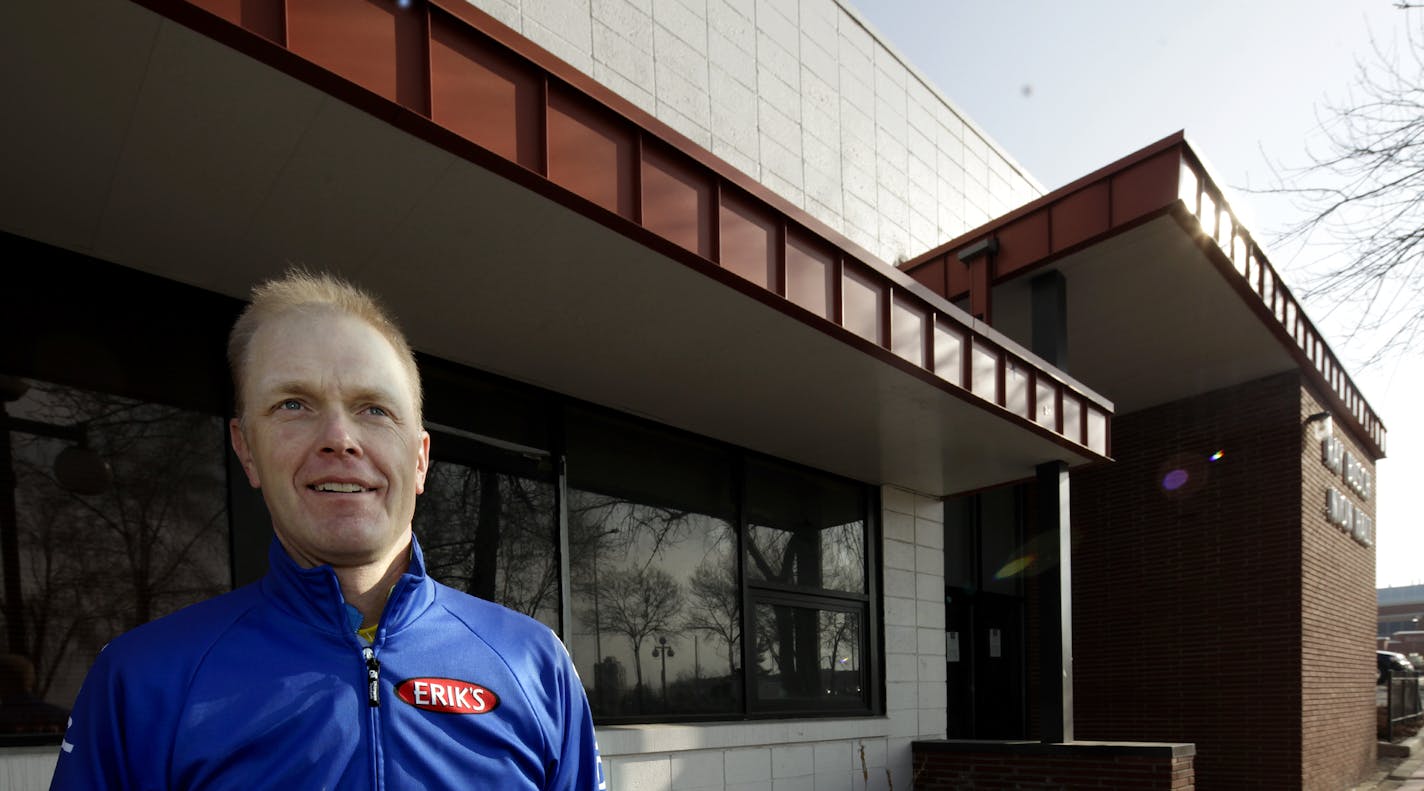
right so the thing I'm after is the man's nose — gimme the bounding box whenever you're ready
[318,411,362,456]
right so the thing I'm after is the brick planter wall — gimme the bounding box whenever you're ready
[912,740,1194,790]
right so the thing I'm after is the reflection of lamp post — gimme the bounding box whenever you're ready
[587,526,620,712]
[651,635,675,709]
[0,376,112,658]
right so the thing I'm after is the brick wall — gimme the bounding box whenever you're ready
[912,740,1194,791]
[1298,383,1376,790]
[1071,373,1309,789]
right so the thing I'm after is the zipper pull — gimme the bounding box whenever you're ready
[362,646,381,707]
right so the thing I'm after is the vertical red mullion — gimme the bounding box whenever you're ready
[1079,394,1088,445]
[1104,409,1113,457]
[1054,385,1064,435]
[960,334,972,393]
[392,2,431,116]
[1192,168,1203,218]
[1027,369,1038,425]
[774,222,787,298]
[1256,245,1267,298]
[927,314,938,377]
[244,0,289,45]
[919,302,929,369]
[632,133,645,225]
[711,181,723,265]
[994,349,1005,408]
[537,76,550,178]
[881,286,892,350]
[420,6,433,118]
[831,254,844,328]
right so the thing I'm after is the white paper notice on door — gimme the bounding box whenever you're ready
[989,628,1002,658]
[946,632,960,662]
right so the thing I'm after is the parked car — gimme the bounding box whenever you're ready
[1378,650,1415,684]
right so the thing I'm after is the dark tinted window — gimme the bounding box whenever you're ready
[1,377,230,736]
[566,409,741,719]
[744,458,872,714]
[415,435,560,632]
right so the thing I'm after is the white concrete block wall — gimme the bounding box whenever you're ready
[1,748,56,791]
[463,0,1040,264]
[593,485,944,791]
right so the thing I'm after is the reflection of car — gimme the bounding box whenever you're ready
[1379,651,1415,684]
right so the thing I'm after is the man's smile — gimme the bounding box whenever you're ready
[308,481,377,493]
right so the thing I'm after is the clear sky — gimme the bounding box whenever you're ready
[852,1,1422,587]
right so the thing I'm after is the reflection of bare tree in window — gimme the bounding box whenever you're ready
[819,610,860,693]
[753,603,818,698]
[582,565,683,707]
[746,519,864,700]
[414,464,557,627]
[8,383,228,699]
[754,605,861,700]
[747,519,864,591]
[821,521,865,591]
[566,485,736,716]
[683,557,739,679]
[569,495,699,574]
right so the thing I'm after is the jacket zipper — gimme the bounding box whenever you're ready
[362,646,381,707]
[361,642,383,788]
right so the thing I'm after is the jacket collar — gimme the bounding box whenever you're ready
[260,536,437,640]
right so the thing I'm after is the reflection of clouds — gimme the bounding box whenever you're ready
[747,519,865,592]
[567,492,738,693]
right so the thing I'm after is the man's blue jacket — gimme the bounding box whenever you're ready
[50,537,603,790]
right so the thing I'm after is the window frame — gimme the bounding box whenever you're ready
[560,407,882,725]
[738,454,881,720]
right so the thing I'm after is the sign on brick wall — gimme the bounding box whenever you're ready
[1322,434,1374,547]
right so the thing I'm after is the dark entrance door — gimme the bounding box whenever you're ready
[943,485,1027,739]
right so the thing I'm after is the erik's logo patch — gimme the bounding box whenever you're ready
[396,677,500,714]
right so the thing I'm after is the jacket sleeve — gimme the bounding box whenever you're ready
[49,643,168,791]
[545,638,604,791]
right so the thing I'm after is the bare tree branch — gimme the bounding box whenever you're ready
[1258,15,1424,364]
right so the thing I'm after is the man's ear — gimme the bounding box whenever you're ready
[229,418,262,488]
[414,430,431,495]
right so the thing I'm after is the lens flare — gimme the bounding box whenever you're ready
[994,554,1036,580]
[1208,450,1224,462]
[1162,469,1189,491]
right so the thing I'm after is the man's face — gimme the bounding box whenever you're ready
[229,310,430,570]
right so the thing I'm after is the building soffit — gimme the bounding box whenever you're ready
[0,0,1113,496]
[902,134,1387,461]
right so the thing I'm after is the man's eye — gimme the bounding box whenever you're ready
[367,406,389,417]
[279,399,302,411]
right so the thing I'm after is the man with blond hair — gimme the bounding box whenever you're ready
[51,271,603,790]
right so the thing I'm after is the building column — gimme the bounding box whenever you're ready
[1032,269,1073,743]
[1036,460,1073,743]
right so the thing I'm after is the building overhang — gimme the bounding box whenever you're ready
[0,0,1112,496]
[903,134,1386,461]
